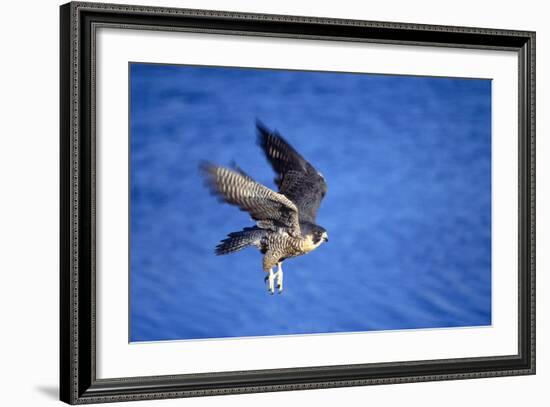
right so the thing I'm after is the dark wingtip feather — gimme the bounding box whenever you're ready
[256,119,271,147]
[198,160,216,185]
[198,160,216,176]
[198,161,225,201]
[256,119,285,148]
[214,242,226,256]
[255,118,269,134]
[255,119,292,153]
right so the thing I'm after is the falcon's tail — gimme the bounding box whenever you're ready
[215,227,265,255]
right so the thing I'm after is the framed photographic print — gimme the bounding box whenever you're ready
[60,1,536,404]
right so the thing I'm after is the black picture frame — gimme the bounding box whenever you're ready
[60,1,536,404]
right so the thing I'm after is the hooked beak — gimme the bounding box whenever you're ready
[323,234,329,243]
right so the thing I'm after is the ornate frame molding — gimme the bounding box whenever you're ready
[60,2,535,404]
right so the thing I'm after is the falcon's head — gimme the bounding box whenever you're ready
[311,225,329,244]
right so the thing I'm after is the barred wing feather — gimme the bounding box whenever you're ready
[200,162,301,236]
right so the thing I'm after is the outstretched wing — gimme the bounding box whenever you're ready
[200,162,301,236]
[256,121,327,223]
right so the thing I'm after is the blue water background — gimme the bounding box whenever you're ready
[130,63,491,342]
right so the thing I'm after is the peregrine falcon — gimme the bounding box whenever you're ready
[201,121,328,294]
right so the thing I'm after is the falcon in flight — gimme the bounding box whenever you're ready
[201,121,328,294]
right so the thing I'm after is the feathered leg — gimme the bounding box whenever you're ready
[263,253,279,295]
[267,269,276,294]
[275,262,283,293]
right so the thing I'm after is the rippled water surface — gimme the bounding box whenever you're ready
[129,63,491,342]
